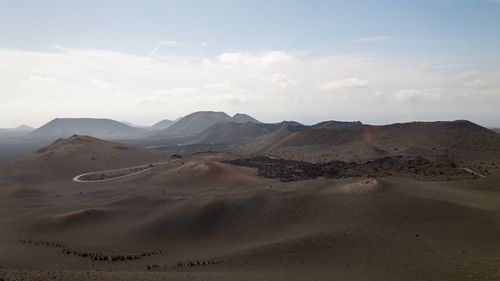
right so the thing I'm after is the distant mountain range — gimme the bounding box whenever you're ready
[2,112,500,170]
[0,112,261,164]
[19,112,260,140]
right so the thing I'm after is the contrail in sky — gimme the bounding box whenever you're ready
[147,41,180,58]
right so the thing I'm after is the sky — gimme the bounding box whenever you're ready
[1,0,500,128]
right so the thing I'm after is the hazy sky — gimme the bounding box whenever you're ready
[1,0,500,128]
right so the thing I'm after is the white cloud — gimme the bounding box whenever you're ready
[28,75,58,84]
[216,51,295,67]
[417,63,430,70]
[394,88,442,103]
[0,47,499,127]
[269,73,298,90]
[315,78,368,91]
[89,78,112,89]
[464,79,487,88]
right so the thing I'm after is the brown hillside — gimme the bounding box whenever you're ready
[3,164,500,280]
[0,135,168,183]
[259,120,500,166]
[135,154,272,189]
[192,121,305,145]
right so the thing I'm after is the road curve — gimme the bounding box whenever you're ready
[460,167,485,178]
[73,159,180,183]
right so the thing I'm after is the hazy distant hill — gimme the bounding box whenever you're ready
[492,128,500,134]
[231,113,261,123]
[192,121,302,145]
[312,120,363,130]
[157,111,260,138]
[0,124,34,132]
[150,119,175,130]
[0,125,41,165]
[121,121,151,129]
[121,120,175,130]
[15,125,34,131]
[0,125,35,138]
[29,118,144,139]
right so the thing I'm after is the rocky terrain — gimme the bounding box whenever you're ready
[1,118,500,281]
[227,155,477,181]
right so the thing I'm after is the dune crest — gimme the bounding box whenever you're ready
[324,178,380,194]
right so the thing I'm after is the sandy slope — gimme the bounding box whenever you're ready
[2,146,500,280]
[0,135,169,184]
[252,120,500,169]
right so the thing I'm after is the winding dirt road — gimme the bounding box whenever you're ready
[72,159,180,183]
[460,167,485,178]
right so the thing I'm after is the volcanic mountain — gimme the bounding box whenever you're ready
[0,125,35,138]
[150,119,175,130]
[192,121,305,145]
[4,124,34,131]
[237,120,500,167]
[230,113,260,123]
[29,118,144,140]
[156,111,260,138]
[0,135,168,183]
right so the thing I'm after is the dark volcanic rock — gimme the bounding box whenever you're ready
[226,156,474,181]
